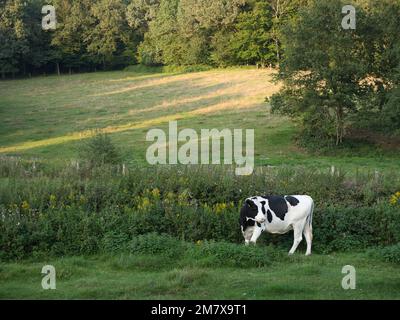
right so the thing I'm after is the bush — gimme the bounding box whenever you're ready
[162,65,212,74]
[78,132,121,167]
[123,64,212,74]
[129,233,187,259]
[123,65,163,73]
[369,244,400,264]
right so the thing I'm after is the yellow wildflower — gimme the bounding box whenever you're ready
[390,192,400,206]
[214,203,227,214]
[21,201,30,211]
[138,197,151,210]
[151,188,160,198]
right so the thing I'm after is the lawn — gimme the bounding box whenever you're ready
[0,68,399,171]
[1,251,399,300]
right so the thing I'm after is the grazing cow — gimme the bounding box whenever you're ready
[239,195,314,256]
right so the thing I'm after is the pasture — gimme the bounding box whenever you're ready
[0,68,400,300]
[0,68,399,170]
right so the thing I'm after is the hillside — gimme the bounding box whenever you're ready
[0,68,398,171]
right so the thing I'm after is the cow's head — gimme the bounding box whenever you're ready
[243,197,266,224]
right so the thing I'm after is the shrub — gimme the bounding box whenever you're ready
[129,233,188,259]
[369,244,400,264]
[124,63,212,75]
[123,65,163,73]
[78,132,121,167]
[162,65,212,73]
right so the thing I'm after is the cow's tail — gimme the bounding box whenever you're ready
[306,199,314,236]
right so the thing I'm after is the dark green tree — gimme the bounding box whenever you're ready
[0,0,29,78]
[51,0,95,74]
[270,0,372,145]
[87,0,134,69]
[230,0,274,67]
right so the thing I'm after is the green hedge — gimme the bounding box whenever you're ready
[0,163,399,260]
[1,202,400,260]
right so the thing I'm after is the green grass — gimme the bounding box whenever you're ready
[1,251,399,299]
[1,68,399,171]
[1,68,399,300]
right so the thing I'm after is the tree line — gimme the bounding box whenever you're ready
[0,0,305,78]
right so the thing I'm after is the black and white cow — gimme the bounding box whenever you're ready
[239,195,314,255]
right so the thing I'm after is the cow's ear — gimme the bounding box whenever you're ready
[246,199,256,208]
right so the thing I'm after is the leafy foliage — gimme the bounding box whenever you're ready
[1,162,400,260]
[78,132,121,167]
[369,244,400,264]
[270,0,400,145]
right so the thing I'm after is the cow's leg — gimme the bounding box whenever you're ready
[243,226,255,246]
[249,226,262,245]
[288,222,304,255]
[303,222,313,256]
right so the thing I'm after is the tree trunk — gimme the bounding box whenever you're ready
[275,38,280,64]
[69,67,72,75]
[336,106,344,145]
[56,62,60,76]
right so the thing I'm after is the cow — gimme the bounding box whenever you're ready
[239,195,314,256]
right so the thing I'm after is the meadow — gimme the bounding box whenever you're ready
[0,67,399,170]
[0,68,400,300]
[2,251,400,300]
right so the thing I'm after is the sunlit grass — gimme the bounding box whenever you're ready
[0,68,398,171]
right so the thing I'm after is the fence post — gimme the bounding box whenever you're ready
[374,170,379,181]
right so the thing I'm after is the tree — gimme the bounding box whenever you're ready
[270,0,372,145]
[267,0,307,66]
[86,0,133,69]
[126,0,160,35]
[349,0,400,136]
[230,0,274,67]
[23,0,58,76]
[138,0,246,66]
[0,0,29,78]
[52,0,95,74]
[138,0,180,65]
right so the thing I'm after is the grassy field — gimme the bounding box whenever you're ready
[1,251,399,300]
[0,68,399,171]
[1,68,399,300]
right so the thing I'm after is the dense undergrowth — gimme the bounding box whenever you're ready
[0,158,399,261]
